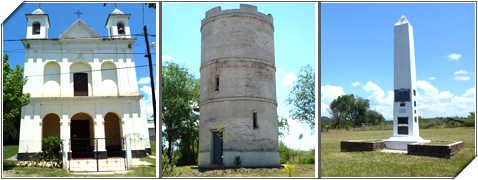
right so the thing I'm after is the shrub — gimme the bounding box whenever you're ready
[233,156,242,167]
[282,161,297,177]
[40,136,62,165]
[299,157,314,164]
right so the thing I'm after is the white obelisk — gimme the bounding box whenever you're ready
[385,15,430,150]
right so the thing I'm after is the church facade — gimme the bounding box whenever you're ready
[17,7,151,160]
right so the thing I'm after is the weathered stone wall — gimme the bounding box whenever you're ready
[199,4,279,168]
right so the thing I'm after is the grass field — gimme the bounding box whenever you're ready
[321,127,475,177]
[3,140,157,177]
[166,164,316,177]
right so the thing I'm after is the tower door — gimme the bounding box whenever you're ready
[212,131,223,165]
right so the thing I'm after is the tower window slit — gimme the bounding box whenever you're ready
[215,74,219,91]
[253,111,258,129]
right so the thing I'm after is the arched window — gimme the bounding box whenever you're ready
[32,22,41,35]
[117,22,125,35]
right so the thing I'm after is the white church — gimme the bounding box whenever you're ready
[17,7,151,160]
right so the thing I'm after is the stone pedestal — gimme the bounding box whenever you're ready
[385,136,430,150]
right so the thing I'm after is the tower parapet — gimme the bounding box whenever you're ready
[201,4,273,31]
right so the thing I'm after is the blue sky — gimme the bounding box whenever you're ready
[2,2,158,117]
[163,2,318,150]
[322,3,476,120]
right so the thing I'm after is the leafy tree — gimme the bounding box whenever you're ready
[364,109,385,125]
[329,94,376,129]
[278,116,289,138]
[3,54,30,144]
[464,112,475,127]
[162,62,199,165]
[286,64,315,131]
[328,94,355,129]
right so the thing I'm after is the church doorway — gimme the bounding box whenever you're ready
[42,113,61,158]
[42,113,60,139]
[71,113,94,159]
[104,112,123,157]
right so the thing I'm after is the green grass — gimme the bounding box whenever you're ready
[321,127,475,177]
[3,140,157,177]
[166,164,315,177]
[3,144,19,160]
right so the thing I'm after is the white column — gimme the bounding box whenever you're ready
[60,58,70,97]
[32,103,42,152]
[94,102,106,151]
[92,58,101,96]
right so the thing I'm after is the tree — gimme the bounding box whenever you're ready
[364,109,385,125]
[3,54,30,144]
[278,116,289,138]
[286,64,315,131]
[162,62,199,164]
[328,94,374,129]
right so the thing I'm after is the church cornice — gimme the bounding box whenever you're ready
[21,38,137,47]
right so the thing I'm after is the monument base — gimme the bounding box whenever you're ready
[384,136,430,150]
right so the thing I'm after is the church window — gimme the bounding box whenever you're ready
[74,73,88,96]
[117,22,125,35]
[32,22,41,35]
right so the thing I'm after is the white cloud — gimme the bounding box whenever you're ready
[455,76,470,81]
[428,77,436,80]
[416,80,475,118]
[321,85,346,117]
[279,116,317,150]
[282,73,297,86]
[352,81,361,87]
[447,53,462,61]
[454,70,469,75]
[162,54,173,61]
[139,85,153,115]
[137,77,150,85]
[361,81,394,119]
[453,70,471,81]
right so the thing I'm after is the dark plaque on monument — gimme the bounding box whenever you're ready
[398,117,408,124]
[394,88,411,102]
[398,126,408,135]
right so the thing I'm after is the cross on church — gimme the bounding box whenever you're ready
[74,9,83,19]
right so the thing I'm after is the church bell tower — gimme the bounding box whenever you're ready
[105,8,131,38]
[25,7,50,39]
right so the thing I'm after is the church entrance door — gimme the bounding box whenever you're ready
[71,120,93,158]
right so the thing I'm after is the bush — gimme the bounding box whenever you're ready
[233,156,242,167]
[281,162,297,177]
[40,136,62,165]
[299,157,314,164]
[279,141,291,164]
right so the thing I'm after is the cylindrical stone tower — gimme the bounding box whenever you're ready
[198,4,280,169]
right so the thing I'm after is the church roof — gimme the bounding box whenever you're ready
[59,18,102,39]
